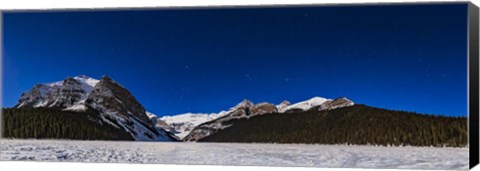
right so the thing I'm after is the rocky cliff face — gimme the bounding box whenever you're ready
[226,100,278,117]
[86,76,151,127]
[227,99,254,118]
[251,102,278,115]
[16,84,51,108]
[317,97,355,110]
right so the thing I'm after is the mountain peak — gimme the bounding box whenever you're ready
[98,75,125,89]
[251,102,278,115]
[100,75,113,81]
[74,75,92,79]
[234,99,254,109]
[45,75,99,87]
[276,100,291,111]
[278,96,332,112]
[337,97,353,102]
[316,97,355,110]
[308,96,331,102]
[87,75,151,127]
[16,75,101,108]
[280,100,291,105]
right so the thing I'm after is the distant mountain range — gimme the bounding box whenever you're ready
[1,75,467,147]
[158,96,354,140]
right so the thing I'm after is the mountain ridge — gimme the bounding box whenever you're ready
[180,97,354,141]
[157,96,355,140]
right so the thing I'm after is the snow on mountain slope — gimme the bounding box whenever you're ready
[46,75,100,92]
[278,97,332,113]
[82,76,175,141]
[62,104,88,112]
[183,100,279,142]
[276,100,291,112]
[159,111,229,139]
[17,75,100,109]
[146,111,157,119]
[159,99,278,140]
[160,112,227,127]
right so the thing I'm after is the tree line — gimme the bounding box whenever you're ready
[200,105,467,147]
[2,107,133,140]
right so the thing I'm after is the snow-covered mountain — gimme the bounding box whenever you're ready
[158,99,283,140]
[157,112,229,139]
[16,75,99,109]
[278,97,355,113]
[278,97,332,112]
[15,75,176,141]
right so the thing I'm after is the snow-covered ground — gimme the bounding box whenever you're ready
[0,140,468,170]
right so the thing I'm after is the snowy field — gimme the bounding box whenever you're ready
[0,139,468,170]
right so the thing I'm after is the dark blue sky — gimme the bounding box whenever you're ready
[2,4,468,116]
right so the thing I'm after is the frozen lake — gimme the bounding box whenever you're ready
[0,139,469,170]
